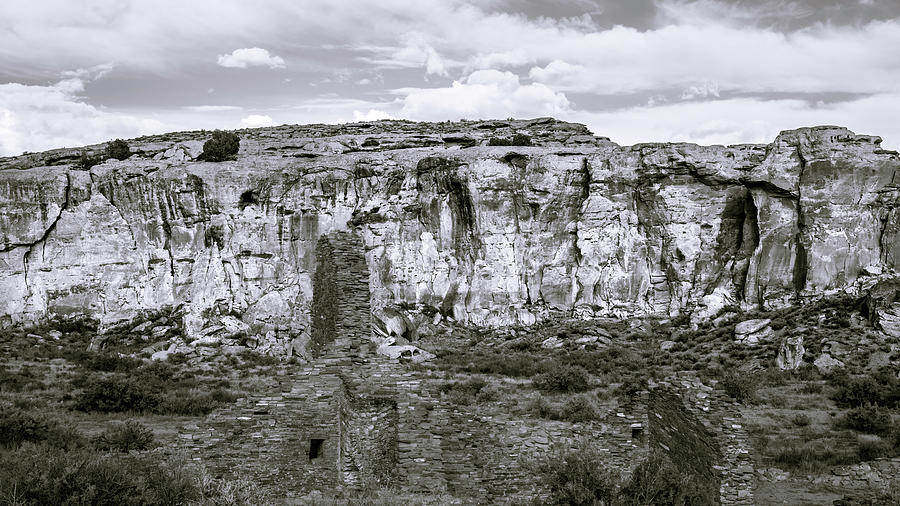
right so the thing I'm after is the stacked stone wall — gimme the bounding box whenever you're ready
[169,231,747,503]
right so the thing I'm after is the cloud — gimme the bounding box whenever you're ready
[240,114,274,127]
[357,34,450,76]
[525,20,900,96]
[217,48,285,69]
[397,69,570,121]
[681,81,720,100]
[571,93,900,150]
[185,105,243,112]
[353,109,393,121]
[0,75,168,156]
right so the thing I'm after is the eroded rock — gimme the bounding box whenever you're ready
[776,335,805,370]
[814,353,845,374]
[0,120,898,353]
[735,319,774,345]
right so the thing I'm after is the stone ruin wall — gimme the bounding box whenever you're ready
[651,372,758,506]
[168,231,742,502]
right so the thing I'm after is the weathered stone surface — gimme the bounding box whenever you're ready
[878,303,900,338]
[734,319,773,345]
[814,353,845,374]
[1,120,898,351]
[775,335,805,370]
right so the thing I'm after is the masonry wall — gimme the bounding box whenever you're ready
[171,368,345,499]
[170,230,745,503]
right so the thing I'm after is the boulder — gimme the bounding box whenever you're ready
[151,349,171,361]
[776,335,805,370]
[877,303,900,338]
[287,331,312,361]
[141,341,169,354]
[735,318,773,345]
[541,336,564,349]
[377,344,435,363]
[814,353,845,374]
[660,340,676,352]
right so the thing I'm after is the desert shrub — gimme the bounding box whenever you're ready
[830,369,900,409]
[195,466,269,506]
[0,406,87,450]
[0,366,44,392]
[831,375,881,408]
[800,382,823,394]
[757,367,790,387]
[533,441,620,506]
[238,349,281,367]
[857,435,893,461]
[769,442,859,473]
[105,139,131,160]
[76,351,144,373]
[93,420,155,452]
[0,406,50,447]
[614,376,648,401]
[0,444,202,506]
[721,372,756,403]
[440,378,487,405]
[791,413,811,427]
[618,453,716,506]
[469,351,541,377]
[77,151,104,169]
[487,133,532,146]
[528,394,559,419]
[156,388,238,416]
[533,365,592,393]
[795,364,821,381]
[559,394,600,423]
[475,383,501,403]
[840,405,894,435]
[199,130,240,162]
[74,375,160,413]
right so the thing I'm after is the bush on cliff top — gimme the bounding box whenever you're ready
[105,139,131,160]
[199,130,240,162]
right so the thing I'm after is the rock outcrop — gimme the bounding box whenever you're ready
[734,318,774,345]
[1,119,898,350]
[776,335,805,370]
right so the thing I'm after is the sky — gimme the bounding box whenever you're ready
[1,0,899,156]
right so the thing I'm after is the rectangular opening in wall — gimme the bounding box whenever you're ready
[308,438,324,459]
[631,424,644,440]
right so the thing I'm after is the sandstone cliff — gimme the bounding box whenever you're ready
[1,119,898,351]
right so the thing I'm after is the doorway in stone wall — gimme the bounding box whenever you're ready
[309,438,324,459]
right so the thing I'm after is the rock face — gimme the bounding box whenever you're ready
[776,336,805,370]
[878,304,900,338]
[814,353,845,374]
[735,319,774,345]
[1,120,899,349]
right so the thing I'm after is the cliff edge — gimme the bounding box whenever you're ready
[1,118,898,352]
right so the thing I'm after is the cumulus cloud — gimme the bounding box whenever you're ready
[397,69,570,121]
[524,21,900,95]
[217,48,285,69]
[0,76,168,156]
[1,1,898,150]
[240,114,275,127]
[353,109,393,121]
[571,93,900,150]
